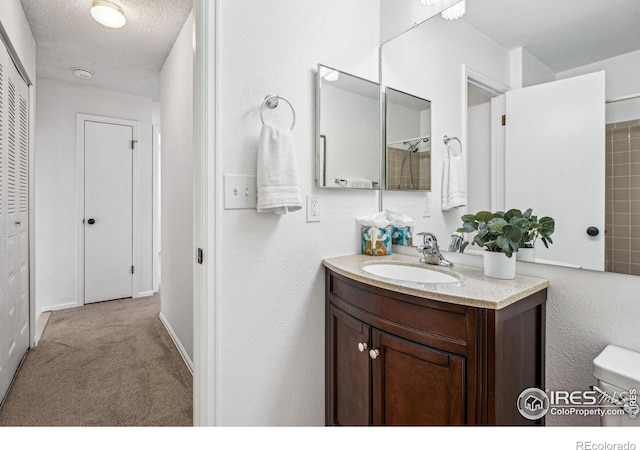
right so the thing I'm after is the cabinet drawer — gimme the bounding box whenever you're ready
[327,270,469,355]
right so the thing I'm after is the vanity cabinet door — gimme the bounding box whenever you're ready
[327,305,372,426]
[371,330,465,425]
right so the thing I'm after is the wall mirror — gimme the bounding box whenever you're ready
[385,87,432,191]
[380,0,640,275]
[316,64,381,189]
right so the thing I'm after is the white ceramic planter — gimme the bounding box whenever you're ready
[483,250,516,279]
[516,247,536,262]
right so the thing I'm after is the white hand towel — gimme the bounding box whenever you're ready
[257,123,303,214]
[441,151,467,211]
[344,178,373,189]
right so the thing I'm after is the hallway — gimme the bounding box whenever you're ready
[0,295,192,426]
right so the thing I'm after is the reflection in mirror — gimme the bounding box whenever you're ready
[380,0,640,275]
[316,64,380,189]
[385,87,432,191]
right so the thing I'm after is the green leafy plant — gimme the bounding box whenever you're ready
[513,208,555,249]
[457,210,529,258]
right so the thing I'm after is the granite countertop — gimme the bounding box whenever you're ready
[323,253,549,310]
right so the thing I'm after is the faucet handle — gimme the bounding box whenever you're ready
[416,232,438,246]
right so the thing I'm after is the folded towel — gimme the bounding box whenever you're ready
[343,178,373,189]
[441,150,466,211]
[257,124,303,214]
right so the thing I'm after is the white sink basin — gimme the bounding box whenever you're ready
[362,264,458,284]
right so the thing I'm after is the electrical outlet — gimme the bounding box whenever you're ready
[223,174,257,209]
[423,192,431,217]
[307,195,320,222]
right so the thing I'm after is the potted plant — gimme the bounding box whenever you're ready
[509,209,555,262]
[458,210,529,279]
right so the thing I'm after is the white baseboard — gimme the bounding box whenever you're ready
[135,291,155,298]
[42,301,79,313]
[159,312,193,375]
[34,311,51,346]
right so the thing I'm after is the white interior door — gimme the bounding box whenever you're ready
[505,72,605,270]
[84,120,133,304]
[1,41,30,400]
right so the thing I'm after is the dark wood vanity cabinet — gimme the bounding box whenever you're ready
[325,269,547,426]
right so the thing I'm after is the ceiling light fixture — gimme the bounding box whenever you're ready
[91,0,126,29]
[323,70,340,82]
[74,68,93,79]
[420,0,466,21]
[441,0,466,20]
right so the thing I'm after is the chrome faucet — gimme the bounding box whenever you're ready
[448,232,469,253]
[416,232,454,267]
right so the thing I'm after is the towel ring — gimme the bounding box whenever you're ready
[260,94,296,131]
[443,135,462,157]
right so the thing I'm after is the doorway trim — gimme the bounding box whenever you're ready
[462,65,510,210]
[193,0,219,426]
[76,114,140,306]
[152,125,161,293]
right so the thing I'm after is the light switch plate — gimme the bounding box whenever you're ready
[224,174,257,209]
[307,195,320,222]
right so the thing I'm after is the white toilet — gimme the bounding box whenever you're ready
[593,344,640,426]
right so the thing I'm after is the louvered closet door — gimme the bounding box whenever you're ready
[0,43,29,401]
[0,38,6,400]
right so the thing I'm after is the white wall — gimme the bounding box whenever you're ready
[521,48,556,88]
[510,48,557,89]
[160,13,194,362]
[35,78,155,316]
[387,103,423,143]
[558,49,640,123]
[466,101,491,213]
[382,15,510,244]
[216,0,380,425]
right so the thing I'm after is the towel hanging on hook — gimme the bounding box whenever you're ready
[442,135,466,211]
[257,93,302,214]
[443,135,462,157]
[260,94,296,131]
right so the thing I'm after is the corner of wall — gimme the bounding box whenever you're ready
[509,48,523,89]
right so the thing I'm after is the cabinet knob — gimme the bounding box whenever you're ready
[357,342,368,352]
[369,349,380,360]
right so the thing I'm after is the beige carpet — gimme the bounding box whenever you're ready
[0,294,192,426]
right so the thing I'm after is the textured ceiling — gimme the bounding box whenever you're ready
[20,0,193,100]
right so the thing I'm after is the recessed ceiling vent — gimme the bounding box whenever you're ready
[74,68,94,79]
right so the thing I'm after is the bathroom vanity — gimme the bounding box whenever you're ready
[323,254,548,426]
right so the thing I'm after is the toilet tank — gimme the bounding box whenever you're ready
[593,344,640,426]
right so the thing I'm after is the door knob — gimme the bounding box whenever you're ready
[369,349,380,360]
[357,342,368,352]
[15,220,21,226]
[87,218,96,225]
[586,226,599,236]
